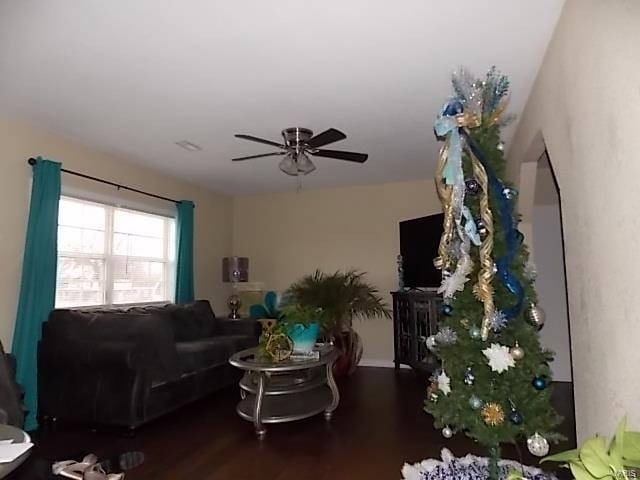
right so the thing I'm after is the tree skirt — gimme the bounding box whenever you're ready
[401,449,557,480]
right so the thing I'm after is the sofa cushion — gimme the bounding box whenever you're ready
[170,300,218,341]
[46,308,181,381]
[126,305,181,380]
[175,335,254,374]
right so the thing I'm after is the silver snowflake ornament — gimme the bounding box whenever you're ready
[434,327,458,346]
[489,310,508,332]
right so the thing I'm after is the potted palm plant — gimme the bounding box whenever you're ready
[285,269,391,376]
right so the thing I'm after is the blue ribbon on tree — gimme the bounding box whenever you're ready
[461,129,524,319]
[434,101,464,185]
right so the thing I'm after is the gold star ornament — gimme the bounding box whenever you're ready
[481,402,505,426]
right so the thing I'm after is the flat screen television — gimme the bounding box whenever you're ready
[399,213,444,289]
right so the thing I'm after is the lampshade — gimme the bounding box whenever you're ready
[296,152,316,175]
[222,257,249,282]
[279,153,298,176]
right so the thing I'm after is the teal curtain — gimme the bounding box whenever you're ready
[12,158,61,430]
[175,200,195,303]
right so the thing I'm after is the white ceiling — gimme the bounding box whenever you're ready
[0,1,564,195]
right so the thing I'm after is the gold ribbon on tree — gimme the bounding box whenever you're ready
[434,112,495,341]
[469,147,495,340]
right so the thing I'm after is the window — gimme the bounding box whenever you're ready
[55,196,176,308]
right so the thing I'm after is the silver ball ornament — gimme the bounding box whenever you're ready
[469,326,481,339]
[425,335,437,352]
[476,220,488,240]
[510,343,525,360]
[497,141,505,152]
[442,426,453,439]
[527,432,550,457]
[527,303,546,330]
[502,187,518,200]
[469,395,483,410]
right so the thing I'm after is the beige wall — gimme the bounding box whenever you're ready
[0,119,233,348]
[508,0,640,440]
[232,179,440,364]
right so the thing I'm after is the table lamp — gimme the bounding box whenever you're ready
[222,256,249,319]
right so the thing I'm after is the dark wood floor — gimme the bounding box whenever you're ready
[19,368,575,480]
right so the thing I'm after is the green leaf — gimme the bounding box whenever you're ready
[624,433,640,462]
[541,448,581,463]
[623,458,640,469]
[580,437,613,479]
[569,461,601,480]
[506,470,525,480]
[611,417,627,455]
[610,417,627,472]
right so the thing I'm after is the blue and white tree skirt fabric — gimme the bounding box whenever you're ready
[401,449,557,480]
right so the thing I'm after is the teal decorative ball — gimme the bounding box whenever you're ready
[441,304,453,316]
[532,376,547,391]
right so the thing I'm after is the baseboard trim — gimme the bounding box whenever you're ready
[359,359,411,369]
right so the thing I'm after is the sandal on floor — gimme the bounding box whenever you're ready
[52,454,99,480]
[83,464,125,480]
[99,451,144,474]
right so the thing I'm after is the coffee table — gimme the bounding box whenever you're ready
[229,346,340,438]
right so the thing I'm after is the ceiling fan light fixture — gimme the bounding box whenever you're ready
[296,152,316,175]
[278,154,299,176]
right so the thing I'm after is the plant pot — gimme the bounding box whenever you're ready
[332,329,363,377]
[287,322,320,353]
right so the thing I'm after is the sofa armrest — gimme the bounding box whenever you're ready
[217,318,260,339]
[38,338,152,427]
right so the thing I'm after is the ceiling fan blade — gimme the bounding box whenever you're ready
[235,134,286,148]
[306,128,347,149]
[312,149,368,163]
[232,152,285,161]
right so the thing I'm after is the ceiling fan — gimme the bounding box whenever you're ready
[232,127,368,176]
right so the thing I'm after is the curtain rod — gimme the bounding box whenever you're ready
[28,157,180,204]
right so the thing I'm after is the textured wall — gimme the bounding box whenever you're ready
[533,203,572,382]
[232,179,441,364]
[0,119,233,348]
[508,0,640,439]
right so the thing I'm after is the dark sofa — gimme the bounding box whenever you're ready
[38,300,258,430]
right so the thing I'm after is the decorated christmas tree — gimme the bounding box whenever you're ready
[423,68,564,480]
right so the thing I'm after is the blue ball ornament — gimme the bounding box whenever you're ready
[443,100,464,117]
[469,395,483,410]
[463,367,475,385]
[465,178,480,194]
[509,409,524,425]
[440,304,453,316]
[532,376,547,391]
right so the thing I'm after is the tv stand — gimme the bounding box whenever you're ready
[391,290,442,375]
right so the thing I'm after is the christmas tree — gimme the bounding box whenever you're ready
[423,68,564,480]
